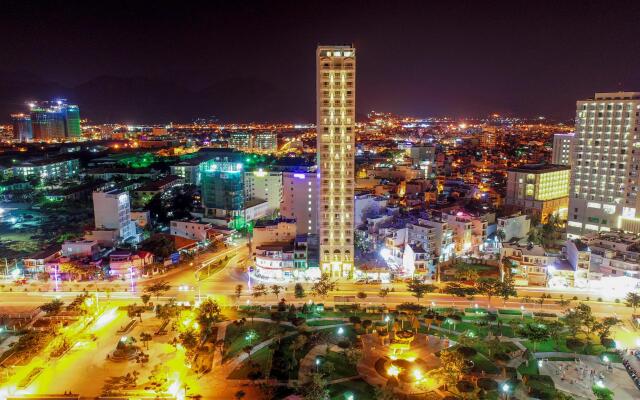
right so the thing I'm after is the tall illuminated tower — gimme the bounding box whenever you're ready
[567,92,640,237]
[316,45,356,278]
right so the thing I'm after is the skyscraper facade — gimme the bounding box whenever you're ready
[10,113,33,141]
[551,133,574,165]
[567,92,640,238]
[29,100,81,141]
[316,45,356,278]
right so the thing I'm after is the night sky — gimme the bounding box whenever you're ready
[1,0,639,123]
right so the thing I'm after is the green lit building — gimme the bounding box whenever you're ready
[200,159,245,219]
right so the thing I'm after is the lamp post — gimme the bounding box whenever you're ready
[502,383,510,400]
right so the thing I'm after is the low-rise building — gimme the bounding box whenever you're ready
[501,243,558,286]
[505,163,570,222]
[61,240,100,259]
[251,218,297,254]
[13,156,79,180]
[497,213,531,242]
[170,220,212,242]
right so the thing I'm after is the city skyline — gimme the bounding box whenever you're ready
[1,0,640,123]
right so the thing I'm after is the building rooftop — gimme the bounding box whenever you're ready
[507,163,571,174]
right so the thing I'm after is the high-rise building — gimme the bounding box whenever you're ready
[551,133,574,165]
[567,92,640,238]
[316,45,356,278]
[228,131,253,150]
[29,100,81,141]
[281,171,319,235]
[253,131,278,152]
[200,159,245,219]
[31,104,66,140]
[92,190,136,241]
[244,169,282,215]
[10,113,33,141]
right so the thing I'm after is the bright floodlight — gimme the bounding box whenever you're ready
[502,383,509,392]
[338,327,344,335]
[596,380,604,388]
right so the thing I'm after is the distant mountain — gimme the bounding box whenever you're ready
[0,72,315,124]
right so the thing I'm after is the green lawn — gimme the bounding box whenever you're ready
[307,319,346,327]
[223,320,292,361]
[227,346,273,379]
[322,351,359,380]
[328,378,375,400]
[517,357,539,375]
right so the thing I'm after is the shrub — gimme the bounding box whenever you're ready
[477,378,498,391]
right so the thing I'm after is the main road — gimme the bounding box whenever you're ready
[2,242,636,323]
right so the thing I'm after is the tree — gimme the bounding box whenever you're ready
[234,284,243,307]
[546,320,564,350]
[476,278,501,307]
[303,373,329,400]
[140,293,151,307]
[234,390,246,400]
[497,229,506,242]
[289,334,308,368]
[435,349,465,391]
[406,278,436,303]
[252,284,267,300]
[378,287,390,300]
[294,283,306,299]
[139,332,152,350]
[270,284,283,301]
[625,292,640,312]
[140,235,175,258]
[145,281,171,300]
[564,308,582,338]
[498,275,517,306]
[592,385,614,400]
[196,298,221,337]
[595,317,619,342]
[178,329,199,358]
[40,299,63,315]
[454,263,480,282]
[373,386,396,400]
[576,303,597,341]
[518,323,550,353]
[311,274,336,299]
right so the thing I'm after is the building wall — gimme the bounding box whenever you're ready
[281,171,318,235]
[317,45,356,278]
[568,92,640,238]
[497,214,530,241]
[92,190,135,240]
[552,133,574,165]
[170,220,211,242]
[251,220,297,252]
[244,170,282,215]
[200,160,244,215]
[505,167,570,222]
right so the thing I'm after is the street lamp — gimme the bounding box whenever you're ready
[338,327,344,336]
[315,357,321,372]
[502,383,510,400]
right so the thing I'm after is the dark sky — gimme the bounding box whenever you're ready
[1,0,640,123]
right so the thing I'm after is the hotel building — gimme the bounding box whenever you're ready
[316,45,356,278]
[567,92,640,237]
[505,164,570,222]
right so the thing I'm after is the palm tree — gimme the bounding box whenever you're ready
[270,284,283,301]
[140,332,152,350]
[625,292,640,312]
